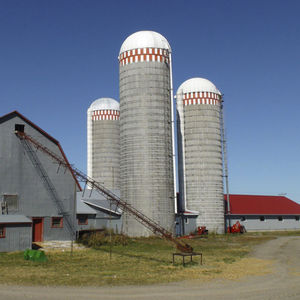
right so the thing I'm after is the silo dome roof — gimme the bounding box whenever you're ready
[119,31,171,54]
[88,98,119,111]
[177,78,221,95]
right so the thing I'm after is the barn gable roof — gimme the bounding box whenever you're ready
[0,111,59,143]
[0,111,81,191]
[225,194,300,215]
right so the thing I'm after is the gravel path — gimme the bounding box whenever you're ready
[1,236,299,300]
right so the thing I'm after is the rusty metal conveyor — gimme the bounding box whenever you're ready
[15,130,193,253]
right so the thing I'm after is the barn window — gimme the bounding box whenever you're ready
[240,216,246,221]
[259,216,265,221]
[78,215,88,225]
[2,194,18,212]
[15,124,25,132]
[0,225,5,238]
[51,217,63,228]
[278,216,283,221]
[1,201,7,214]
[295,216,299,221]
[184,218,189,224]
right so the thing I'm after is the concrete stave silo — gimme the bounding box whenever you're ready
[87,98,120,190]
[119,31,175,237]
[177,78,224,233]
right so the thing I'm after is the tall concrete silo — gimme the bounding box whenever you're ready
[176,78,224,233]
[87,98,120,190]
[119,31,175,237]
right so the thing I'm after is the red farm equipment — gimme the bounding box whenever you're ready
[15,130,194,254]
[179,226,208,239]
[227,221,246,234]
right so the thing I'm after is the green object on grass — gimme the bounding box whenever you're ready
[24,249,47,262]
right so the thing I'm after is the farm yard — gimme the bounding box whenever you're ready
[0,231,298,287]
[1,232,300,300]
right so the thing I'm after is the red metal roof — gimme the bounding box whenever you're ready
[225,194,300,215]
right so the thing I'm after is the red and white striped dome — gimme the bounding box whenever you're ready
[119,31,171,54]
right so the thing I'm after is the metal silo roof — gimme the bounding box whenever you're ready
[88,98,120,111]
[177,78,221,95]
[119,31,171,54]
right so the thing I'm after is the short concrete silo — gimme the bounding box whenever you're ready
[176,78,224,233]
[87,98,120,190]
[119,31,175,237]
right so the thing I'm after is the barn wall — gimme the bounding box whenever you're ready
[175,215,198,236]
[227,215,300,231]
[0,223,32,252]
[0,115,77,241]
[77,213,122,233]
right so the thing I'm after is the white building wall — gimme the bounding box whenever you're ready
[227,215,300,231]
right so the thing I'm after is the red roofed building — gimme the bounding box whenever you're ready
[225,195,300,231]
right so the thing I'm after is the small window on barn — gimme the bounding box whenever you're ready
[295,216,299,221]
[259,216,265,221]
[15,124,25,132]
[184,218,189,224]
[3,194,18,212]
[78,215,88,225]
[278,216,283,221]
[51,217,63,228]
[240,216,246,221]
[0,225,5,238]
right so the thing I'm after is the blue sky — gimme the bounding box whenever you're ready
[1,0,299,203]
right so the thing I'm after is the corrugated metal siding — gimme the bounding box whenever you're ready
[77,214,122,233]
[227,215,300,231]
[0,223,32,252]
[0,115,77,241]
[76,191,122,233]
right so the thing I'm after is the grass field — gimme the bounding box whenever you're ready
[0,231,299,286]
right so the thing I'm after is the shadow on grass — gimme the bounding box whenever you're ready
[95,247,203,267]
[96,247,173,264]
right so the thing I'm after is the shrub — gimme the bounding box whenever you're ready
[78,229,129,248]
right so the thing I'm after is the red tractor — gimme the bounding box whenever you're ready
[196,226,208,235]
[227,221,246,233]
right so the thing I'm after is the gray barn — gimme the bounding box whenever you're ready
[0,111,80,246]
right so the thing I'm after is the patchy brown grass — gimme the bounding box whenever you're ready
[0,231,298,286]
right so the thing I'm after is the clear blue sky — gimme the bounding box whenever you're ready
[1,0,299,203]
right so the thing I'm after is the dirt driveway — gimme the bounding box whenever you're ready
[1,236,299,300]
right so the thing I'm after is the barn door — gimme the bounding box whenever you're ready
[32,218,43,242]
